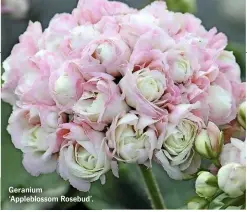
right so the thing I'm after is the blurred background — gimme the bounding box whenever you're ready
[1,0,246,210]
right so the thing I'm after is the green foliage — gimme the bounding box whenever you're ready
[165,0,197,13]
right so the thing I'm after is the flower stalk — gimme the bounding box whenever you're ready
[139,165,166,209]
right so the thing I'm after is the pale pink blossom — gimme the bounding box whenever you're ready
[119,67,168,119]
[119,13,160,47]
[49,62,85,111]
[155,112,204,180]
[220,138,246,166]
[39,13,78,52]
[2,21,42,105]
[57,122,117,192]
[79,35,131,76]
[73,73,129,131]
[106,112,158,166]
[7,105,66,176]
[72,0,136,25]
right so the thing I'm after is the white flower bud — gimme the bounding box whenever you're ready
[237,101,246,129]
[171,58,192,83]
[195,122,223,159]
[195,171,218,198]
[217,163,246,198]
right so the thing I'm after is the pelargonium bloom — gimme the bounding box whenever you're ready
[155,112,204,180]
[72,0,136,25]
[7,105,66,176]
[119,67,168,119]
[80,35,131,76]
[38,13,78,53]
[106,112,158,166]
[73,73,129,131]
[57,122,117,192]
[49,62,85,111]
[220,138,246,166]
[2,21,42,105]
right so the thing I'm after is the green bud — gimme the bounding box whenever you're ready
[237,101,246,129]
[195,122,223,159]
[195,171,218,198]
[187,196,208,209]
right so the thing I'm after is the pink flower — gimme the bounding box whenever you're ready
[72,0,136,25]
[38,13,78,52]
[130,28,175,64]
[2,21,42,105]
[106,112,158,165]
[155,112,204,180]
[220,138,246,166]
[164,45,200,83]
[60,25,100,59]
[216,50,241,82]
[73,73,129,131]
[206,84,237,125]
[7,105,66,176]
[57,122,117,192]
[140,1,167,19]
[49,62,85,111]
[119,13,160,47]
[79,35,131,76]
[119,67,168,119]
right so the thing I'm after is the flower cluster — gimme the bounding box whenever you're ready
[2,0,245,192]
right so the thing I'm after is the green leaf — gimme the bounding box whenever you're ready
[70,162,196,209]
[165,0,197,13]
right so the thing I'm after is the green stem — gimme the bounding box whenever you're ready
[139,165,166,209]
[221,195,245,209]
[212,158,221,168]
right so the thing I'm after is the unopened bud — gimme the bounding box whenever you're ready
[195,171,218,198]
[195,122,223,159]
[237,101,246,129]
[217,163,246,198]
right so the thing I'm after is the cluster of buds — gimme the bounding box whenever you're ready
[188,163,246,209]
[188,102,246,209]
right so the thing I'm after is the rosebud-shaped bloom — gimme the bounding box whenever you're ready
[73,73,129,131]
[237,101,246,129]
[38,13,78,52]
[57,123,116,192]
[119,12,160,47]
[220,138,246,166]
[1,21,42,105]
[119,68,168,119]
[187,196,208,210]
[7,105,66,176]
[72,0,136,25]
[155,113,204,180]
[207,85,236,125]
[80,36,131,76]
[195,171,218,198]
[49,62,85,111]
[216,50,241,83]
[60,25,101,59]
[195,122,223,159]
[166,46,199,83]
[106,113,158,165]
[217,163,246,198]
